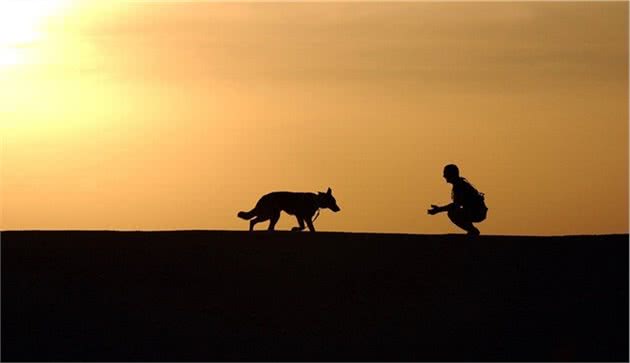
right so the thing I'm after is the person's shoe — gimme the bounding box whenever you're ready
[467,227,480,236]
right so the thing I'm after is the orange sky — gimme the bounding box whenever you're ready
[1,1,628,235]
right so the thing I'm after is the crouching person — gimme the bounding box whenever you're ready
[428,164,488,236]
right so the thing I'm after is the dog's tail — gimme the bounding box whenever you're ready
[237,209,256,220]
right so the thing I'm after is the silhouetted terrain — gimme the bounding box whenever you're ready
[2,231,628,361]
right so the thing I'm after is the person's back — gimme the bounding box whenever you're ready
[452,177,487,221]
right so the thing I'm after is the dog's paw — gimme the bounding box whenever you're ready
[291,227,303,232]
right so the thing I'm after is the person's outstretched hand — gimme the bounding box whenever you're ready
[427,205,439,215]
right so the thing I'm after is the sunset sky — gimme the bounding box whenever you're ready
[1,1,627,235]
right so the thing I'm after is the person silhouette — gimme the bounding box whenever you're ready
[428,164,488,236]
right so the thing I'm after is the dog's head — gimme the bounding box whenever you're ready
[318,187,340,212]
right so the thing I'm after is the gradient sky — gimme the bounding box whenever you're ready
[1,1,628,235]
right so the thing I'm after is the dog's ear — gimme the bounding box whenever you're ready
[327,187,332,195]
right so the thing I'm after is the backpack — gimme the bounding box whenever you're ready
[456,178,487,210]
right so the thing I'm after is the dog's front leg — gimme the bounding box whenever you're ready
[306,218,316,232]
[292,216,305,231]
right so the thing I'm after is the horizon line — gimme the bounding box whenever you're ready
[1,229,628,238]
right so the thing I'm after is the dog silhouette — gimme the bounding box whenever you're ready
[238,187,340,231]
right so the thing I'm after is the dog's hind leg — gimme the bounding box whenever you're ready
[268,211,281,231]
[250,217,265,231]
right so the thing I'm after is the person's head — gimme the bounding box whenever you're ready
[443,164,460,184]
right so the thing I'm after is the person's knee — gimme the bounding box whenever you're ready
[447,208,458,221]
[448,207,472,225]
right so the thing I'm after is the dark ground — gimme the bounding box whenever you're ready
[1,231,628,361]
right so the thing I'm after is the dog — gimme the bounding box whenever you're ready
[237,187,340,231]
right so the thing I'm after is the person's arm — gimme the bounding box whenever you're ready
[427,203,454,215]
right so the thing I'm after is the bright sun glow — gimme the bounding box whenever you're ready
[0,0,72,68]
